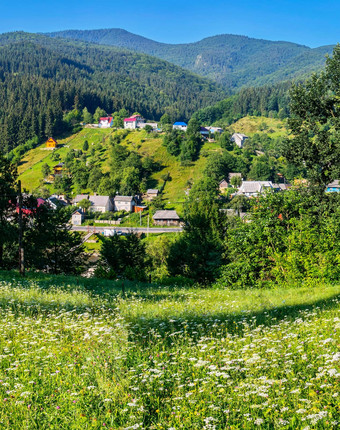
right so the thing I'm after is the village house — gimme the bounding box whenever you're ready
[113,195,135,212]
[71,209,85,226]
[47,195,69,210]
[207,126,223,135]
[123,115,145,129]
[99,117,113,128]
[231,133,248,148]
[73,195,114,213]
[153,210,181,226]
[237,181,274,197]
[53,163,64,176]
[146,189,159,200]
[139,122,158,130]
[173,122,187,132]
[219,179,229,193]
[200,127,210,139]
[326,180,340,192]
[46,137,58,149]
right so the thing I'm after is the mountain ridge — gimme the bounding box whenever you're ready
[46,28,335,88]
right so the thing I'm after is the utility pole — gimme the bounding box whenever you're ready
[18,180,25,276]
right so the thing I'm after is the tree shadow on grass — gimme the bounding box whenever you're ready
[127,291,340,344]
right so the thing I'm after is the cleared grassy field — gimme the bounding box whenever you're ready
[230,116,288,138]
[17,129,114,191]
[0,272,339,429]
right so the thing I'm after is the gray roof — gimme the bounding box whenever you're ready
[72,209,84,216]
[327,180,340,188]
[89,195,111,206]
[229,172,242,180]
[114,195,134,202]
[73,194,89,204]
[153,210,180,220]
[147,189,159,194]
[238,181,273,194]
[73,195,111,207]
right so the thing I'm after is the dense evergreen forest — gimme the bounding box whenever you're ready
[48,29,334,88]
[0,32,226,152]
[192,82,292,126]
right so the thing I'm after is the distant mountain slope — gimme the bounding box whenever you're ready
[0,32,226,152]
[47,29,334,88]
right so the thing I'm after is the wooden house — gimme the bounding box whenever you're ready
[46,137,58,149]
[219,179,229,192]
[153,210,180,226]
[53,163,64,176]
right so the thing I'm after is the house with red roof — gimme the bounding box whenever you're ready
[124,115,145,129]
[99,117,113,128]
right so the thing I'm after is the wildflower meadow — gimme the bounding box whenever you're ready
[0,273,339,429]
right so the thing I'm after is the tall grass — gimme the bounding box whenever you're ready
[0,273,339,429]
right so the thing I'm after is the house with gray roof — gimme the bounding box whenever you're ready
[231,133,248,148]
[113,195,135,212]
[237,181,274,197]
[71,209,85,226]
[73,194,113,213]
[145,189,159,201]
[153,210,181,226]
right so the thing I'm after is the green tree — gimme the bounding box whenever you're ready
[82,107,93,124]
[41,163,51,178]
[285,45,340,189]
[82,140,89,152]
[98,233,147,280]
[78,198,91,212]
[93,107,107,123]
[248,158,273,181]
[167,178,225,283]
[0,152,17,267]
[230,175,242,188]
[24,206,87,275]
[159,113,171,128]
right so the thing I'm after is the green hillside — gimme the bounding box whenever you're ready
[18,113,290,204]
[18,128,218,205]
[47,28,334,88]
[0,272,339,429]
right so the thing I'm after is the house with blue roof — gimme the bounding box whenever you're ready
[173,121,187,131]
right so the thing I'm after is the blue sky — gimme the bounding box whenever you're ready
[1,0,339,47]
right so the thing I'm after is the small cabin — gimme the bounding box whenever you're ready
[53,163,64,176]
[71,209,85,226]
[46,138,58,149]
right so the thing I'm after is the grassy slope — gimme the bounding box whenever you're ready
[229,115,288,138]
[17,128,218,206]
[18,128,114,191]
[17,117,286,204]
[0,271,339,429]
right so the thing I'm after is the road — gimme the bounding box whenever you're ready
[72,226,183,234]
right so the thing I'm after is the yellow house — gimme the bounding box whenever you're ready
[46,137,58,149]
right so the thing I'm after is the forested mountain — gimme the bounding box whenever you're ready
[47,29,334,89]
[192,82,292,126]
[0,32,226,152]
